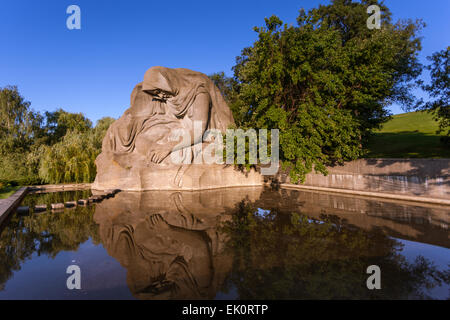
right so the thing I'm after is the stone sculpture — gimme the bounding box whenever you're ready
[93,66,262,191]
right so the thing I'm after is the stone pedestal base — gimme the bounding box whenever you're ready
[92,152,263,191]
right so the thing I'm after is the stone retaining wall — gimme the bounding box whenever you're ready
[278,159,449,200]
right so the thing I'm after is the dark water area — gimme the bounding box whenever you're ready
[0,187,448,300]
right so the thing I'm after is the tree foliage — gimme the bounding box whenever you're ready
[0,85,44,154]
[230,0,423,182]
[44,108,92,144]
[38,117,114,184]
[0,86,45,184]
[0,85,114,185]
[417,47,449,143]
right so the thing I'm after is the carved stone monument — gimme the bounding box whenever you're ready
[92,66,262,191]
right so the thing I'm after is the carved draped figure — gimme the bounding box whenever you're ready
[101,66,235,160]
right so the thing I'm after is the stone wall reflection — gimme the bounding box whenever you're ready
[263,188,449,248]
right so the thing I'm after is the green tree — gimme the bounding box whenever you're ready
[0,85,44,153]
[38,116,115,184]
[231,0,423,182]
[38,130,98,183]
[44,108,92,144]
[417,47,449,143]
[0,86,45,184]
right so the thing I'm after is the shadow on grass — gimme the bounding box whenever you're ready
[365,131,450,158]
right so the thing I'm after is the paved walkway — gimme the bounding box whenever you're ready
[28,183,91,193]
[0,187,29,225]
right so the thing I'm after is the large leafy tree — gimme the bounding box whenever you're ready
[232,0,423,181]
[44,108,93,144]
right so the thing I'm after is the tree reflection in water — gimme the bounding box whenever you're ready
[0,205,100,291]
[219,201,449,299]
[0,188,448,299]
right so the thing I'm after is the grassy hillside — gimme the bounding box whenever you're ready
[365,111,450,158]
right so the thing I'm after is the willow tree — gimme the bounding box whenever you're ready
[38,117,114,184]
[38,130,96,183]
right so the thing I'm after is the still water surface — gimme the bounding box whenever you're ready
[0,187,448,299]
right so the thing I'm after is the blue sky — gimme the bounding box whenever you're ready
[1,0,449,123]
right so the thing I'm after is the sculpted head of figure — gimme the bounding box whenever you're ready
[142,66,179,102]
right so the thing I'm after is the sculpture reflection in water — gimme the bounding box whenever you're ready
[93,188,262,299]
[93,187,449,300]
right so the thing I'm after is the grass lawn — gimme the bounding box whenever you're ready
[0,186,21,199]
[365,111,450,158]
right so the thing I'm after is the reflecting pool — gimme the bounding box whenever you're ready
[0,187,448,299]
